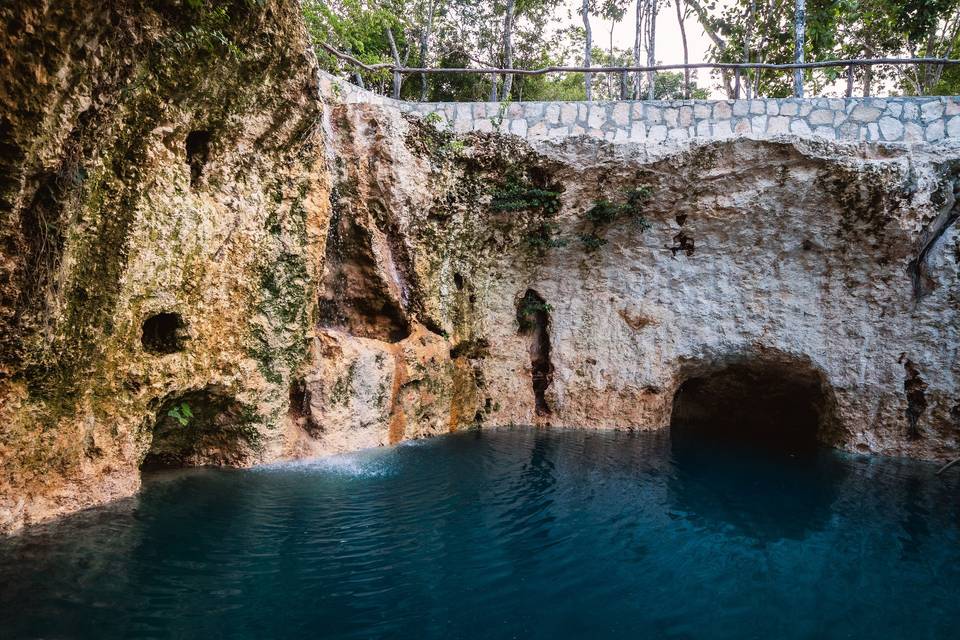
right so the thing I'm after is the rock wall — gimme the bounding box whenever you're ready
[1,1,959,534]
[319,73,960,144]
[0,0,329,532]
[320,100,960,466]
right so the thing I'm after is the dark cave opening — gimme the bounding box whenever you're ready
[670,360,837,455]
[185,130,211,187]
[517,289,553,416]
[141,312,186,354]
[141,386,257,471]
[288,378,321,436]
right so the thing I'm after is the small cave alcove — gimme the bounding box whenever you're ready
[667,356,849,542]
[185,130,210,187]
[316,206,411,343]
[517,289,554,416]
[140,386,258,471]
[141,312,186,354]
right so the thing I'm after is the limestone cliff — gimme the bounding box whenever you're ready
[0,0,327,532]
[2,0,959,534]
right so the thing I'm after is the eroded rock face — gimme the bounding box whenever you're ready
[0,0,329,532]
[320,99,960,464]
[1,1,959,534]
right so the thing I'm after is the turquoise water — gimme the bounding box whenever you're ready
[1,428,959,639]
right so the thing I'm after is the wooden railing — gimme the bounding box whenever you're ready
[319,43,960,100]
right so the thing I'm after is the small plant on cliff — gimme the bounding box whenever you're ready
[167,402,195,427]
[577,232,608,252]
[579,186,654,252]
[423,111,447,129]
[527,221,567,251]
[491,184,561,215]
[517,298,554,331]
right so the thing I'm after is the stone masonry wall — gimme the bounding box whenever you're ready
[318,72,960,145]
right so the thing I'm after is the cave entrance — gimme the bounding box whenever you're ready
[517,289,553,416]
[141,386,258,471]
[670,359,837,455]
[141,312,186,354]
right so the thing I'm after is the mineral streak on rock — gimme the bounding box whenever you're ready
[1,0,959,534]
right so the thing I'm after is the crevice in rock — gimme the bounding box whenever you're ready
[900,355,928,440]
[141,312,186,354]
[517,289,553,416]
[669,230,695,257]
[288,378,321,436]
[908,176,959,302]
[670,356,839,454]
[317,202,411,342]
[141,386,258,470]
[185,130,211,188]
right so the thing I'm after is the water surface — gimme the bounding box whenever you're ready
[2,428,958,639]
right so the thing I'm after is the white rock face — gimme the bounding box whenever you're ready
[319,98,960,464]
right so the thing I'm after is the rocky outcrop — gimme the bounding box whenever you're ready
[0,0,328,532]
[320,102,960,465]
[2,0,959,534]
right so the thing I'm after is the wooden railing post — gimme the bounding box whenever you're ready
[734,69,741,99]
[846,64,854,98]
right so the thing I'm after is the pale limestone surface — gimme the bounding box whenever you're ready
[316,80,960,467]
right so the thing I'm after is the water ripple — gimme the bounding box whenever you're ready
[1,428,959,640]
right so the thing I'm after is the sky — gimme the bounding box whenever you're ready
[559,0,724,96]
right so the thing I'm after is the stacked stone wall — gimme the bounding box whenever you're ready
[318,72,960,145]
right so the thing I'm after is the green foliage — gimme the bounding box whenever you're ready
[491,184,561,215]
[577,232,608,252]
[304,0,960,100]
[163,0,249,61]
[423,111,446,127]
[579,186,653,253]
[585,199,622,226]
[642,72,711,100]
[167,402,194,427]
[517,294,554,331]
[527,221,567,250]
[303,0,408,92]
[699,0,960,96]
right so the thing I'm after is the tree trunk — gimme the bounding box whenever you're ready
[683,0,732,96]
[744,0,754,99]
[419,0,437,101]
[608,21,616,97]
[646,0,657,101]
[583,0,593,100]
[385,27,402,100]
[633,0,643,99]
[502,0,516,98]
[675,0,689,99]
[793,0,805,97]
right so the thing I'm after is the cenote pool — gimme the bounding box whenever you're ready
[2,427,959,639]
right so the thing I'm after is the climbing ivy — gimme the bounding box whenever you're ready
[579,186,653,253]
[490,184,561,215]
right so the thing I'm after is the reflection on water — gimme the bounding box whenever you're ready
[1,427,958,640]
[669,431,850,541]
